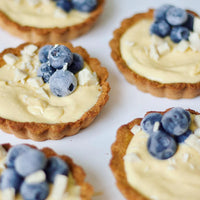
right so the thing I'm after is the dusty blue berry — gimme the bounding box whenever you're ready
[45,157,69,183]
[166,7,188,26]
[150,20,171,38]
[49,69,77,97]
[15,149,47,177]
[49,45,73,69]
[38,45,53,63]
[68,53,84,74]
[147,130,177,160]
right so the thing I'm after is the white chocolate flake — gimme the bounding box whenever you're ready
[14,69,28,82]
[157,42,170,55]
[27,77,44,88]
[189,32,200,51]
[131,125,141,135]
[2,188,15,200]
[50,174,68,199]
[25,170,46,184]
[193,17,200,34]
[54,8,68,18]
[182,153,189,162]
[185,134,200,154]
[149,45,159,61]
[174,40,189,52]
[151,35,165,46]
[153,121,160,132]
[194,115,200,128]
[194,128,200,137]
[21,44,38,56]
[78,68,98,86]
[3,53,18,65]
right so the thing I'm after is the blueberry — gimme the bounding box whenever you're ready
[15,149,47,177]
[37,62,56,83]
[20,181,49,200]
[45,157,69,183]
[147,130,177,160]
[154,4,174,21]
[49,45,73,69]
[6,144,31,168]
[141,113,162,134]
[49,70,77,97]
[0,168,23,191]
[175,129,192,143]
[170,26,190,43]
[72,0,97,12]
[161,107,190,136]
[183,13,194,31]
[38,45,53,64]
[166,7,188,26]
[67,53,84,74]
[150,20,171,38]
[56,0,73,12]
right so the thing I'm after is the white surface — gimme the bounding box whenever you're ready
[0,0,200,199]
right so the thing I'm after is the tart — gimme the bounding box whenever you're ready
[110,5,200,99]
[0,143,93,199]
[0,42,110,141]
[110,107,200,200]
[0,0,104,42]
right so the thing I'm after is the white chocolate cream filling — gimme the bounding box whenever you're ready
[120,19,200,84]
[124,114,200,200]
[0,0,90,28]
[0,146,81,200]
[0,45,101,124]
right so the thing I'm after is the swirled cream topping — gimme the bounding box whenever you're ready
[120,19,200,83]
[0,0,89,28]
[0,45,101,124]
[124,114,200,200]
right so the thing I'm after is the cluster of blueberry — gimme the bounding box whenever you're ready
[150,4,194,43]
[0,144,69,200]
[52,0,97,13]
[141,107,192,160]
[37,45,84,97]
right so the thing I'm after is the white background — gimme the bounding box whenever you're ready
[0,0,200,199]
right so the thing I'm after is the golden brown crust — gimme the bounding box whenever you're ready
[110,108,199,200]
[110,9,200,99]
[2,143,93,200]
[0,42,110,141]
[0,0,104,42]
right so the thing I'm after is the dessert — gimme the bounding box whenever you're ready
[110,5,200,99]
[0,143,93,199]
[110,107,200,200]
[0,42,110,141]
[0,0,104,42]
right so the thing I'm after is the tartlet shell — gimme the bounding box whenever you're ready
[110,9,200,99]
[110,108,198,200]
[0,42,110,141]
[2,143,93,200]
[0,0,104,42]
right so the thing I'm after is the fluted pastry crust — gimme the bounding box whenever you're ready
[110,9,200,99]
[0,42,110,141]
[110,108,198,200]
[2,143,93,200]
[0,0,104,42]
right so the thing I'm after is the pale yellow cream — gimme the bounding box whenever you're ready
[0,0,89,28]
[120,19,200,83]
[0,49,101,124]
[124,122,200,200]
